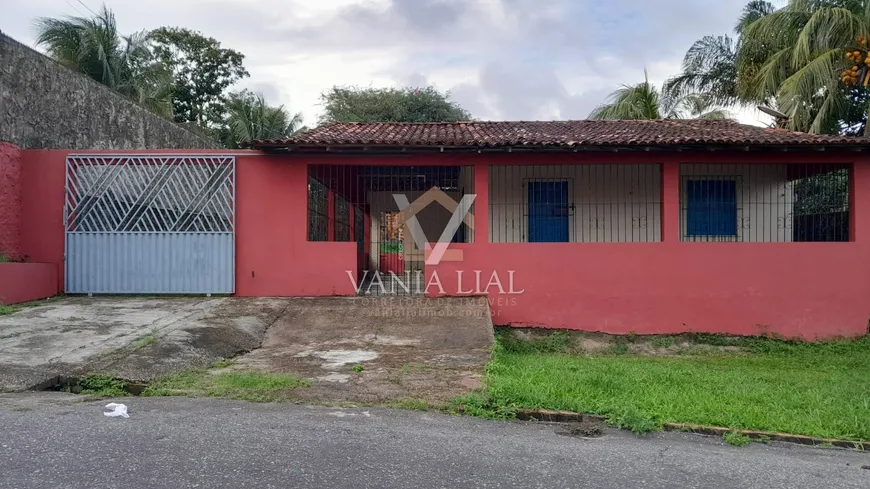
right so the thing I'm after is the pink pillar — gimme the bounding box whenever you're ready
[327,190,335,241]
[474,163,489,244]
[851,158,870,243]
[661,162,680,242]
[0,142,22,260]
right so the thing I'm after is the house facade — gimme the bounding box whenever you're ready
[2,120,869,339]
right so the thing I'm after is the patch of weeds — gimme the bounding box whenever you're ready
[603,343,630,355]
[77,374,129,397]
[134,334,157,350]
[496,329,573,354]
[757,434,771,444]
[401,363,432,374]
[650,336,675,348]
[626,331,637,343]
[0,304,21,316]
[819,441,834,448]
[143,369,309,402]
[211,359,235,369]
[447,393,517,420]
[351,364,365,373]
[605,405,661,435]
[392,398,431,411]
[723,430,751,447]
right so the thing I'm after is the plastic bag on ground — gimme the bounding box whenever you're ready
[103,403,129,418]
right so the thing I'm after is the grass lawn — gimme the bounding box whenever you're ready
[141,367,309,402]
[478,331,870,441]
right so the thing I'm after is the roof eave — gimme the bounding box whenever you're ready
[251,143,868,155]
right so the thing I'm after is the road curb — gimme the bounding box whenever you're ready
[515,409,867,450]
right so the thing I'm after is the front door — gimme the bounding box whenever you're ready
[528,181,569,242]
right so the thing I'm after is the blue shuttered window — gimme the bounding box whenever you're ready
[686,180,737,237]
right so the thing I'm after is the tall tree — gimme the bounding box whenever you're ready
[150,27,249,128]
[590,72,730,120]
[220,91,304,148]
[741,0,870,135]
[665,1,775,106]
[34,5,172,116]
[319,86,471,124]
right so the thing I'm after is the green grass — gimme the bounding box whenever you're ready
[142,369,309,402]
[723,430,752,447]
[77,374,129,397]
[0,304,21,316]
[481,331,870,441]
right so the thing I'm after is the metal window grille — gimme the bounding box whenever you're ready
[65,155,234,233]
[335,194,351,241]
[307,164,474,295]
[355,205,365,253]
[308,177,328,241]
[679,163,850,242]
[489,164,662,243]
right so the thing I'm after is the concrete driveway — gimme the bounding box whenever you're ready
[0,297,288,392]
[0,296,494,405]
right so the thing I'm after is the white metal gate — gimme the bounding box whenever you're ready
[64,155,235,294]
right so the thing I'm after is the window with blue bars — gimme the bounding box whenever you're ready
[685,179,737,237]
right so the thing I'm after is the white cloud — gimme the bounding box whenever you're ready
[2,0,774,127]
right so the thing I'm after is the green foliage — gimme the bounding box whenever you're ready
[495,329,573,354]
[0,304,22,316]
[590,70,730,120]
[219,90,304,148]
[486,332,870,440]
[319,86,471,124]
[150,27,249,128]
[650,336,675,348]
[142,369,309,402]
[78,374,129,397]
[447,393,517,420]
[606,405,661,435]
[723,430,752,446]
[36,6,172,117]
[351,364,365,373]
[35,5,173,116]
[604,343,630,355]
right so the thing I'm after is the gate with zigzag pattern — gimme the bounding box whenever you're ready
[64,155,235,293]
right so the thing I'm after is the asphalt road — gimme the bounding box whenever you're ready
[0,395,867,488]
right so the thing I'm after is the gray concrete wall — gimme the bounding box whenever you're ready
[0,32,217,150]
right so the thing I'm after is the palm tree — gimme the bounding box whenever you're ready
[222,91,304,147]
[741,0,870,135]
[34,5,172,117]
[589,72,730,120]
[665,1,775,106]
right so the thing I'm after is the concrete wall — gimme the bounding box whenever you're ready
[0,142,22,259]
[0,263,57,305]
[489,164,662,242]
[0,33,216,150]
[16,150,869,339]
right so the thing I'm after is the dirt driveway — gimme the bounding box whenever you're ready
[0,296,494,405]
[234,297,494,405]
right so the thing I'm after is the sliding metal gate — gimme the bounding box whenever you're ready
[64,155,235,294]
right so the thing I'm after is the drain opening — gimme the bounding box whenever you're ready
[35,375,148,396]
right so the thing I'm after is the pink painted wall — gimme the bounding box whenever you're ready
[12,149,870,339]
[0,142,23,260]
[0,263,57,304]
[425,159,870,340]
[233,155,358,296]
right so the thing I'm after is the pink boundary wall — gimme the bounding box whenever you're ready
[15,150,870,339]
[0,142,23,260]
[0,263,57,305]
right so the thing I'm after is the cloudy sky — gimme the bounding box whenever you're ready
[3,0,783,126]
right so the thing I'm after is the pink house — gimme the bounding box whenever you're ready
[3,119,870,339]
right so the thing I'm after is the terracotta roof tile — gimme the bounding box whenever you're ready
[247,120,869,150]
